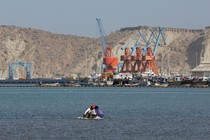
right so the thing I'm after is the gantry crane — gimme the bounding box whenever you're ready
[131,31,148,73]
[96,18,118,73]
[119,30,149,73]
[119,32,140,73]
[132,47,143,73]
[119,27,166,74]
[8,61,32,80]
[142,27,166,74]
[120,47,133,73]
[120,30,149,73]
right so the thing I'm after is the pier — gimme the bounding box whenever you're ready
[0,78,209,88]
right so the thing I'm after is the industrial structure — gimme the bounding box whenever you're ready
[119,27,166,75]
[119,31,143,73]
[120,47,133,73]
[191,26,210,77]
[8,61,32,80]
[132,47,143,73]
[96,18,118,73]
[142,27,166,74]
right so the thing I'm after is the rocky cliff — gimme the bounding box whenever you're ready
[0,25,208,79]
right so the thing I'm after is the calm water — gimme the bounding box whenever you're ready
[0,87,210,140]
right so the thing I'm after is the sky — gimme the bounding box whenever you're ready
[0,0,210,37]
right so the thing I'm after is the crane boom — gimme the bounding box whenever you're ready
[96,18,106,54]
[96,18,118,73]
[131,31,148,55]
[142,29,157,56]
[153,27,166,56]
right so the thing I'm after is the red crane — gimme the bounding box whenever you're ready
[120,48,133,73]
[132,47,144,73]
[96,18,118,73]
[142,27,166,74]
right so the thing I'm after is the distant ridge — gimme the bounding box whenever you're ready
[0,25,209,78]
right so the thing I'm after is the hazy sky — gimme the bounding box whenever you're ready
[0,0,210,37]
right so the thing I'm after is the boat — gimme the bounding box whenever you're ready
[151,82,168,87]
[180,79,193,87]
[141,70,155,77]
[77,116,103,120]
[39,82,60,87]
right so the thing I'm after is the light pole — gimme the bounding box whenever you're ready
[167,54,170,75]
[86,49,88,77]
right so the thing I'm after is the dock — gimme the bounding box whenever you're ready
[0,79,209,88]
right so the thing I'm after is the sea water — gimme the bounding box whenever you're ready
[0,87,210,140]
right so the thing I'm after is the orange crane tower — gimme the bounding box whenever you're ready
[132,47,144,73]
[142,27,166,74]
[120,48,133,73]
[142,47,157,73]
[96,18,118,73]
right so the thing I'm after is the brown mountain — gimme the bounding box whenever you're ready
[0,25,209,79]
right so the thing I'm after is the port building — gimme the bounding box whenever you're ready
[191,27,210,77]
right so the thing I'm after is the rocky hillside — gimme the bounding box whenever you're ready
[0,25,209,79]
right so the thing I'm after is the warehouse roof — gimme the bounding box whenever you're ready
[191,62,210,72]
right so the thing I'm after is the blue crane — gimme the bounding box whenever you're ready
[96,18,118,73]
[142,29,157,56]
[142,27,166,56]
[153,27,166,56]
[8,61,32,80]
[131,31,149,55]
[96,18,107,54]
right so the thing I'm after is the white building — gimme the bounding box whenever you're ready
[191,27,210,77]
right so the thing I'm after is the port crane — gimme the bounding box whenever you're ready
[96,18,118,73]
[131,31,148,73]
[142,27,166,74]
[119,30,148,73]
[120,47,133,73]
[119,27,166,74]
[8,61,32,80]
[119,31,140,73]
